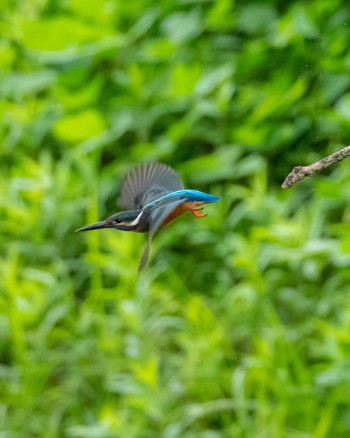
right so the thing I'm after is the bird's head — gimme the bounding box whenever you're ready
[76,210,142,232]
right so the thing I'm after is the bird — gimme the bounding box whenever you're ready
[76,162,220,270]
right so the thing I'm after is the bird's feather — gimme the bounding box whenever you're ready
[119,163,184,210]
[138,199,184,270]
[144,189,220,208]
[139,234,152,271]
[148,199,185,235]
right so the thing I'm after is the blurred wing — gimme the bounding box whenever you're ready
[119,163,183,210]
[138,199,183,270]
[139,234,152,271]
[148,199,184,235]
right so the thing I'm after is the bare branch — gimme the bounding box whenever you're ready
[281,145,350,189]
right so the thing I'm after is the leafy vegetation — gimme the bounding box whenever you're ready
[1,0,350,436]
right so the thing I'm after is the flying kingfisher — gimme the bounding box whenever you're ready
[76,162,220,270]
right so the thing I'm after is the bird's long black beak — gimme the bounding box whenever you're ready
[75,221,109,232]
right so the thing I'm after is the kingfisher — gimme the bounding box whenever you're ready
[76,162,220,270]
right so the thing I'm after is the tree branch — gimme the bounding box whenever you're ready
[281,145,350,189]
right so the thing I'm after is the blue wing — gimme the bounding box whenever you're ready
[144,189,220,208]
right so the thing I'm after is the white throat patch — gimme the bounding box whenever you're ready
[130,210,143,226]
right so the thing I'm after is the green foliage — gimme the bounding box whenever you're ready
[1,0,350,436]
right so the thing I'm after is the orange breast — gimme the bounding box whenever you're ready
[160,202,203,228]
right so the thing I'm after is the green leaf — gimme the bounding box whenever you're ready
[21,16,114,51]
[54,109,107,142]
[1,71,56,98]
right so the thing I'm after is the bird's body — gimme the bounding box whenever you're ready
[77,163,220,269]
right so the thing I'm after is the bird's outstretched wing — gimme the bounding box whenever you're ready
[138,199,184,270]
[119,163,184,210]
[138,189,221,270]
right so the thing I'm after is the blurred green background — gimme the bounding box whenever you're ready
[2,0,350,436]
